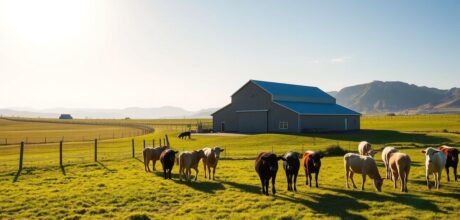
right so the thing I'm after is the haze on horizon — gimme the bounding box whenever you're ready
[0,0,459,111]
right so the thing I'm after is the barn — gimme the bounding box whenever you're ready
[212,80,360,133]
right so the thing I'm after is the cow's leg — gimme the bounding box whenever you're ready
[308,172,312,187]
[203,162,207,178]
[179,166,183,181]
[163,166,167,179]
[454,164,458,182]
[209,166,212,180]
[436,172,441,189]
[212,167,216,180]
[285,172,291,191]
[349,172,357,189]
[446,166,450,182]
[315,170,319,188]
[293,172,298,191]
[399,171,405,192]
[392,170,398,189]
[272,176,277,195]
[426,173,431,190]
[259,177,265,195]
[361,174,366,191]
[305,169,309,185]
[194,167,199,181]
[345,168,349,188]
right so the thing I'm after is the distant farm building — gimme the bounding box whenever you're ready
[59,114,73,119]
[212,80,360,133]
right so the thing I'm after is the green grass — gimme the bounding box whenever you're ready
[1,115,460,219]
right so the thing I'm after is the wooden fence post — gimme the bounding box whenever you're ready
[152,139,155,147]
[59,141,63,167]
[143,140,145,149]
[165,135,170,147]
[18,142,24,171]
[132,139,135,158]
[94,139,98,162]
[159,139,162,147]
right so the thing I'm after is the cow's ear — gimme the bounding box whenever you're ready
[277,156,286,161]
[220,149,224,152]
[421,150,426,154]
[319,154,324,158]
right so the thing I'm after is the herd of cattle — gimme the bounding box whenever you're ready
[142,141,458,196]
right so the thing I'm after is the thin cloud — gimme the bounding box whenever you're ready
[330,56,351,64]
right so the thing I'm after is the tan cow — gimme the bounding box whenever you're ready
[389,152,411,192]
[344,153,384,192]
[178,150,206,181]
[358,141,373,156]
[202,147,224,180]
[143,146,169,172]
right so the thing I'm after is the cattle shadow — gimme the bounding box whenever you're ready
[295,129,451,145]
[152,171,225,194]
[326,187,442,213]
[275,193,368,220]
[220,180,261,194]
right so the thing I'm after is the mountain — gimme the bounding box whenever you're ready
[331,81,460,114]
[0,106,215,119]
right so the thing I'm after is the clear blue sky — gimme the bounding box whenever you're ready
[0,0,458,110]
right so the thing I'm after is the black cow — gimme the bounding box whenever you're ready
[439,146,458,182]
[255,152,285,195]
[160,149,178,179]
[283,151,301,191]
[178,131,191,140]
[302,151,323,187]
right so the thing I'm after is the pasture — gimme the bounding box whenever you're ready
[1,115,460,219]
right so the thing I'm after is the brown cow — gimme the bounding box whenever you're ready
[438,145,458,182]
[302,151,323,188]
[143,146,169,172]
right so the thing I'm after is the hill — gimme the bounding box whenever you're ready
[331,81,460,114]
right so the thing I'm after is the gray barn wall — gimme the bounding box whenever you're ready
[300,115,360,132]
[213,82,298,133]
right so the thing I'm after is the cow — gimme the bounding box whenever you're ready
[438,145,458,182]
[143,146,169,172]
[160,149,178,179]
[344,153,384,192]
[382,146,399,180]
[178,150,206,181]
[302,151,323,188]
[283,151,301,191]
[389,152,411,192]
[202,147,224,180]
[422,147,447,189]
[178,131,191,140]
[358,141,373,156]
[255,152,285,195]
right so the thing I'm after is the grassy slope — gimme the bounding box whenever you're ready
[1,115,460,219]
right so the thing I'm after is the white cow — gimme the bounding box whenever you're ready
[422,147,447,190]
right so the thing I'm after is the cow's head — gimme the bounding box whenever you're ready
[422,147,440,164]
[309,153,324,169]
[368,150,378,158]
[373,178,384,192]
[213,146,225,159]
[262,154,285,172]
[283,152,300,171]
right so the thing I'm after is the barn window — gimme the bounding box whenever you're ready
[279,121,288,129]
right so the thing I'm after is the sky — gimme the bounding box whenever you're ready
[0,0,459,111]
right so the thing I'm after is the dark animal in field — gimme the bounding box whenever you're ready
[438,145,458,182]
[160,149,178,179]
[302,151,323,188]
[255,152,285,195]
[178,131,191,140]
[143,146,169,172]
[178,150,206,181]
[282,151,301,191]
[202,147,224,180]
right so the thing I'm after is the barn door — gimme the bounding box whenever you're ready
[237,111,268,133]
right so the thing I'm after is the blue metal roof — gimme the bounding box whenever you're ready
[251,80,335,104]
[275,101,361,115]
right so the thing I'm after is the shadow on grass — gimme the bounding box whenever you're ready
[13,169,21,182]
[326,187,442,213]
[153,171,225,194]
[221,180,261,194]
[96,161,116,172]
[60,165,66,176]
[293,129,451,145]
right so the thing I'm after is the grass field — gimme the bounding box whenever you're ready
[0,115,459,219]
